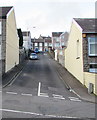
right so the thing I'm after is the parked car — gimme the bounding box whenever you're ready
[29,53,38,60]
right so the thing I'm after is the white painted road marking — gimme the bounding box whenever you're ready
[38,82,49,97]
[69,97,81,102]
[52,94,65,100]
[38,82,41,96]
[53,96,65,100]
[44,114,78,118]
[70,99,81,102]
[21,93,32,96]
[4,90,81,102]
[6,92,17,95]
[53,94,63,97]
[0,108,79,118]
[39,93,49,97]
[69,97,79,99]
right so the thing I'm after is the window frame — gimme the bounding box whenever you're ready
[89,63,97,73]
[76,39,80,59]
[88,37,97,56]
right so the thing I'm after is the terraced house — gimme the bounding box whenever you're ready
[0,6,19,74]
[65,18,97,95]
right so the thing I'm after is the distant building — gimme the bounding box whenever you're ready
[22,31,32,50]
[60,32,69,49]
[52,32,63,50]
[32,35,52,52]
[58,32,69,66]
[17,28,23,48]
[22,31,32,57]
[41,35,52,51]
[0,6,19,74]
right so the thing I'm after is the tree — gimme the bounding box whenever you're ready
[17,29,23,47]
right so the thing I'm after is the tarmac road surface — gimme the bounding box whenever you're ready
[2,53,96,119]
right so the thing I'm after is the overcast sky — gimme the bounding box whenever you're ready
[0,0,96,38]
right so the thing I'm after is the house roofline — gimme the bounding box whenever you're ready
[7,6,14,19]
[73,19,83,32]
[82,32,97,34]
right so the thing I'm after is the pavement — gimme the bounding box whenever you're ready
[2,60,28,88]
[48,53,97,103]
[2,53,97,103]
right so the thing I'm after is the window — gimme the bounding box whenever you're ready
[76,40,80,59]
[89,63,97,73]
[61,42,65,46]
[88,37,97,56]
[49,43,52,47]
[62,35,64,39]
[35,43,38,46]
[45,43,48,47]
[56,38,60,42]
[39,43,42,47]
[55,43,60,47]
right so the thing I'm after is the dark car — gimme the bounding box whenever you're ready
[34,48,39,53]
[29,53,38,60]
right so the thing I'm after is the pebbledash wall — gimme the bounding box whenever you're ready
[83,34,97,94]
[5,8,19,72]
[65,19,97,95]
[1,19,6,74]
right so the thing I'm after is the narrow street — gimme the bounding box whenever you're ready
[2,53,95,119]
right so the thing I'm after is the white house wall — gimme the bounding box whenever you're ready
[65,20,84,84]
[6,8,19,72]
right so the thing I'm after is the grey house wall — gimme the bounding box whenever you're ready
[0,36,1,60]
[83,34,97,72]
[19,48,26,63]
[58,49,65,67]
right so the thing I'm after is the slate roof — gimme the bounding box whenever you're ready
[32,38,44,43]
[45,38,51,43]
[74,18,97,33]
[0,6,13,19]
[52,32,63,37]
[22,31,30,36]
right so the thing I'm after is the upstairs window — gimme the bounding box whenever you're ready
[88,37,97,56]
[35,43,38,46]
[39,43,42,47]
[45,43,48,47]
[56,38,60,42]
[55,43,60,47]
